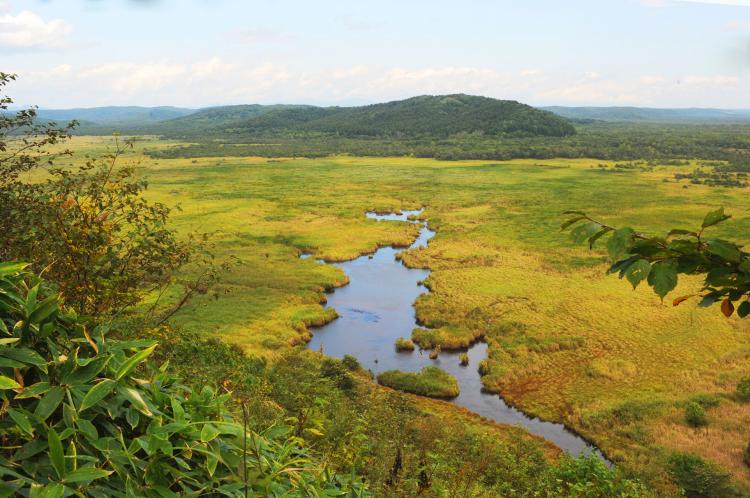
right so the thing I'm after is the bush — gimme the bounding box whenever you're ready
[459,352,469,366]
[394,337,415,352]
[745,441,750,468]
[341,354,361,371]
[668,452,731,498]
[377,366,459,398]
[0,263,366,496]
[544,456,650,497]
[320,357,356,391]
[736,377,750,402]
[684,402,708,428]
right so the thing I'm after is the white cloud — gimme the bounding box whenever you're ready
[683,74,739,85]
[0,10,72,50]
[640,75,666,84]
[7,60,747,108]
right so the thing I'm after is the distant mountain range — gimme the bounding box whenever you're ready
[36,106,195,126]
[31,98,750,140]
[540,106,750,123]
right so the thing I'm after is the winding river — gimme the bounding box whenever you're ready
[305,209,605,460]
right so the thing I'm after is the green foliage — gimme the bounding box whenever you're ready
[668,452,732,498]
[377,366,459,398]
[0,76,215,318]
[744,442,750,468]
[563,208,750,316]
[684,402,708,428]
[0,264,367,496]
[459,352,469,366]
[736,377,750,402]
[543,456,651,498]
[341,355,361,372]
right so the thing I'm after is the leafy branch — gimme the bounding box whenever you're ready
[562,207,750,318]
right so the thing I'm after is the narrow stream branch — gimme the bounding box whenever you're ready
[304,209,608,462]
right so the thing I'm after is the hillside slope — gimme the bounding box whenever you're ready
[162,94,577,138]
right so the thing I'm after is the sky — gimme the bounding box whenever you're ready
[1,0,750,109]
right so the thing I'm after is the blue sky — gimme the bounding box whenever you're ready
[2,0,749,108]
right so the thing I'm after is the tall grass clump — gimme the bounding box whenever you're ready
[394,337,415,352]
[377,366,459,398]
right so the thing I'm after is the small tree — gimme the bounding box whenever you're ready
[684,402,708,428]
[563,208,750,318]
[0,73,221,319]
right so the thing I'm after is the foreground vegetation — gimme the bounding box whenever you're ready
[377,367,460,398]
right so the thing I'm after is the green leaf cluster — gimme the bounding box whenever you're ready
[562,208,750,316]
[0,264,368,497]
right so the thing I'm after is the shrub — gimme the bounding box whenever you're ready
[736,376,750,402]
[745,441,750,468]
[668,452,731,498]
[0,263,366,496]
[684,402,707,428]
[394,337,415,352]
[341,354,361,371]
[459,352,469,366]
[377,366,459,398]
[544,456,650,497]
[321,357,355,391]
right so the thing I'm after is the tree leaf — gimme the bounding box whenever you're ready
[48,427,66,479]
[571,222,602,244]
[62,467,113,484]
[34,387,65,421]
[647,260,678,299]
[672,295,694,307]
[200,423,220,443]
[706,239,742,263]
[588,226,613,249]
[79,379,116,413]
[702,207,731,229]
[115,344,157,381]
[0,375,20,390]
[560,216,585,231]
[738,301,750,319]
[7,408,34,436]
[118,385,153,416]
[721,298,735,318]
[624,259,651,289]
[606,227,635,261]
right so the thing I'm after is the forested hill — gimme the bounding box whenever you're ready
[88,95,575,138]
[240,95,577,137]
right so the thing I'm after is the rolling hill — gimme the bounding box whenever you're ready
[159,94,577,138]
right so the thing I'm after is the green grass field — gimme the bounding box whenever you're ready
[62,136,750,492]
